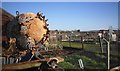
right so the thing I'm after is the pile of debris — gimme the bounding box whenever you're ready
[2,9,50,63]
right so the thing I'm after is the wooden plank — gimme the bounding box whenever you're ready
[2,56,64,70]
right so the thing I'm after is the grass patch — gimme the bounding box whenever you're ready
[62,42,83,48]
[62,41,101,53]
[59,53,107,69]
[58,41,118,69]
[58,62,76,69]
[61,41,119,56]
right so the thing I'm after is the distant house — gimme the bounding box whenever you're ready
[48,30,118,44]
[99,30,117,41]
[80,31,99,40]
[111,33,117,41]
[48,30,63,49]
[61,34,69,41]
[49,30,58,44]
